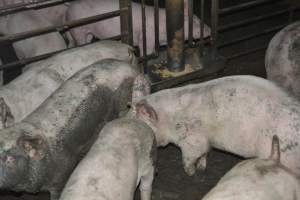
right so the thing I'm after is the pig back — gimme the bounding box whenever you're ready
[0,40,137,123]
[24,58,139,157]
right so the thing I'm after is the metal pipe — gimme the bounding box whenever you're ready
[141,0,147,57]
[211,0,219,52]
[226,46,267,60]
[218,8,290,32]
[219,24,284,48]
[119,0,133,45]
[154,0,160,57]
[141,0,147,73]
[199,0,205,56]
[166,0,185,72]
[188,0,194,47]
[0,0,72,15]
[219,0,277,15]
[0,34,123,70]
[0,10,122,45]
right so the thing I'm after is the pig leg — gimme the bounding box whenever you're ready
[139,165,155,200]
[132,74,151,104]
[196,153,207,171]
[178,133,210,176]
[0,97,14,129]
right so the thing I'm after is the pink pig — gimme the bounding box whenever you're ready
[66,0,211,55]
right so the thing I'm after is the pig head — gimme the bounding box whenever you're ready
[0,130,50,193]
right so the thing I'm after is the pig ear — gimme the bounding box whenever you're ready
[270,135,281,163]
[134,100,158,124]
[18,135,46,160]
[0,97,14,129]
[131,75,151,104]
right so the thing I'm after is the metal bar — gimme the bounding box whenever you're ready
[141,0,147,73]
[166,0,185,72]
[199,0,205,56]
[119,0,133,45]
[0,10,121,45]
[219,0,277,15]
[0,0,72,15]
[141,0,147,57]
[219,24,284,48]
[219,8,289,32]
[154,0,160,56]
[226,46,267,60]
[0,34,123,71]
[211,0,219,52]
[188,0,194,46]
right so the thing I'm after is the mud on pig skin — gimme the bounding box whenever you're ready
[132,75,300,176]
[0,59,140,200]
[0,40,137,129]
[66,0,211,55]
[265,21,300,99]
[202,135,300,200]
[59,118,156,200]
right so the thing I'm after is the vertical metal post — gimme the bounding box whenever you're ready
[154,0,159,57]
[199,0,205,56]
[211,0,219,53]
[166,0,185,72]
[119,0,133,46]
[188,0,194,47]
[141,0,147,73]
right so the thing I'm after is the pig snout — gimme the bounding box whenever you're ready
[0,152,28,189]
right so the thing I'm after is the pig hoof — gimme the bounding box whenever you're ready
[184,165,196,176]
[196,156,207,171]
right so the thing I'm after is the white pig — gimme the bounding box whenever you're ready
[265,21,300,99]
[66,0,211,55]
[0,40,137,129]
[202,135,300,200]
[59,118,156,200]
[131,75,300,176]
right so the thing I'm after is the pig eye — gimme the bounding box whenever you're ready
[5,155,16,167]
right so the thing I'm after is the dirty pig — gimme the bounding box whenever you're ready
[0,40,137,129]
[265,21,300,99]
[132,75,300,176]
[59,118,156,200]
[0,59,140,200]
[202,135,300,200]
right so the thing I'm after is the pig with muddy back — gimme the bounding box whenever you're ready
[59,118,156,200]
[0,59,142,200]
[132,75,300,176]
[66,0,211,55]
[202,135,300,200]
[0,40,136,129]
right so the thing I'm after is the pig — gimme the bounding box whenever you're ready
[0,40,137,129]
[66,0,211,55]
[59,118,156,200]
[1,0,69,26]
[202,135,300,200]
[265,21,300,99]
[0,10,67,60]
[0,58,141,200]
[131,75,300,176]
